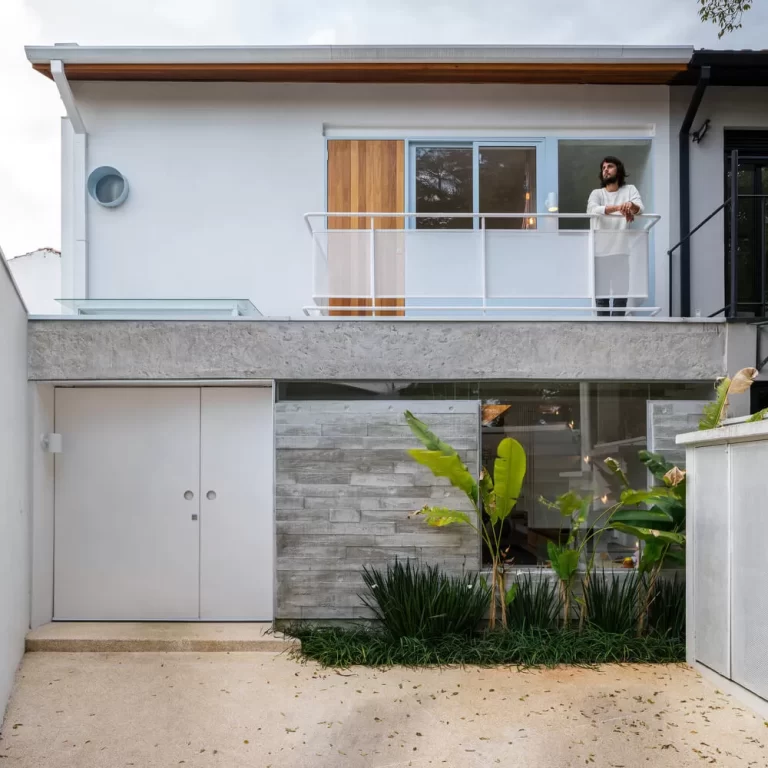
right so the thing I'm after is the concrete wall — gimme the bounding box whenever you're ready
[27,319,740,383]
[671,86,768,317]
[0,255,30,719]
[274,401,479,619]
[65,81,672,317]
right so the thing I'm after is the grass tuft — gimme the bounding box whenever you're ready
[360,560,489,640]
[285,625,685,669]
[506,573,561,630]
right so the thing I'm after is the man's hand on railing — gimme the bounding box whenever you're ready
[604,202,639,222]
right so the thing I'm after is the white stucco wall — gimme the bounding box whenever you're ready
[7,250,62,315]
[671,86,768,317]
[0,255,30,721]
[66,82,673,318]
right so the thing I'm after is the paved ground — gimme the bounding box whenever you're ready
[1,653,766,767]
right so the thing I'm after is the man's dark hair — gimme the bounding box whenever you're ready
[599,156,628,188]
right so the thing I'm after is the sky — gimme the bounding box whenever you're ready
[1,0,767,258]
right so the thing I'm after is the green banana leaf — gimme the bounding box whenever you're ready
[407,449,478,505]
[610,508,674,526]
[610,522,685,545]
[411,506,474,528]
[405,411,458,456]
[547,541,580,583]
[491,437,526,524]
[619,487,677,506]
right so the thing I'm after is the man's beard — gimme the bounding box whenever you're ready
[603,173,618,185]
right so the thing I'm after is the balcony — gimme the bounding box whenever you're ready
[305,213,660,318]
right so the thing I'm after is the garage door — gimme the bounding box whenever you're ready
[53,387,273,621]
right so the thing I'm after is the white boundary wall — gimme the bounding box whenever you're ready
[0,255,30,720]
[679,420,768,715]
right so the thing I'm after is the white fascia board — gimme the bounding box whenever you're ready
[50,60,86,134]
[25,44,694,67]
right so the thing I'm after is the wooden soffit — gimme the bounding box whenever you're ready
[32,61,689,85]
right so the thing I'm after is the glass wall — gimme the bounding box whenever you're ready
[277,380,711,567]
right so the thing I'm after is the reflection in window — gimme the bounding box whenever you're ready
[481,381,708,568]
[479,146,537,230]
[414,147,473,229]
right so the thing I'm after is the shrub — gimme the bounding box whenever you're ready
[506,573,561,630]
[286,625,685,668]
[648,574,685,641]
[360,560,489,640]
[582,571,641,634]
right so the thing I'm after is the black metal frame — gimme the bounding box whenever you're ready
[668,149,768,321]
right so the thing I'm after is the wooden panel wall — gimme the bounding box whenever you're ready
[326,140,405,316]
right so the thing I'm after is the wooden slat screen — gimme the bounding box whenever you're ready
[326,140,405,316]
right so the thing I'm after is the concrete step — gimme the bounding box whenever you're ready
[26,622,297,653]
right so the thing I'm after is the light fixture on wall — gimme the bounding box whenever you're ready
[546,192,559,212]
[87,166,129,208]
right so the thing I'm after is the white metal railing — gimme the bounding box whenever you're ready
[303,212,661,317]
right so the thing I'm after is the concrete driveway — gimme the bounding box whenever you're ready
[1,652,766,767]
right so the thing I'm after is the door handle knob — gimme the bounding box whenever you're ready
[184,490,194,500]
[206,490,217,501]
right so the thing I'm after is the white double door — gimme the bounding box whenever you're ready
[54,387,273,621]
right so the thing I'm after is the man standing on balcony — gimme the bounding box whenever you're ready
[587,157,644,316]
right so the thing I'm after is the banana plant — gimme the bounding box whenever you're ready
[699,367,759,430]
[404,410,526,630]
[540,491,622,628]
[605,452,687,633]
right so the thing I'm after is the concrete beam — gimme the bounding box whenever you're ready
[28,319,735,382]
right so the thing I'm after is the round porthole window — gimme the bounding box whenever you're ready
[87,166,129,208]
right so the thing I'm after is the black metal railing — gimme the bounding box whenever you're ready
[668,149,768,319]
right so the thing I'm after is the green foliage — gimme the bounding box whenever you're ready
[360,561,490,640]
[700,377,732,429]
[410,506,473,528]
[604,457,630,489]
[407,449,478,505]
[747,407,768,423]
[404,410,459,456]
[506,574,561,630]
[492,438,527,524]
[648,575,686,641]
[699,368,758,430]
[547,542,580,585]
[583,571,641,635]
[287,625,685,668]
[609,524,685,546]
[699,0,752,38]
[637,450,674,484]
[405,411,527,629]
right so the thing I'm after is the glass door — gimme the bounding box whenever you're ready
[411,141,541,227]
[726,159,768,317]
[478,145,538,229]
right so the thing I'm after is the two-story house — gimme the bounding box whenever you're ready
[13,43,768,626]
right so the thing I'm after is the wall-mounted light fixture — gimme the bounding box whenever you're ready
[545,192,559,212]
[87,166,129,208]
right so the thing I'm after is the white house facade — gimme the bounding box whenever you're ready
[2,45,767,648]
